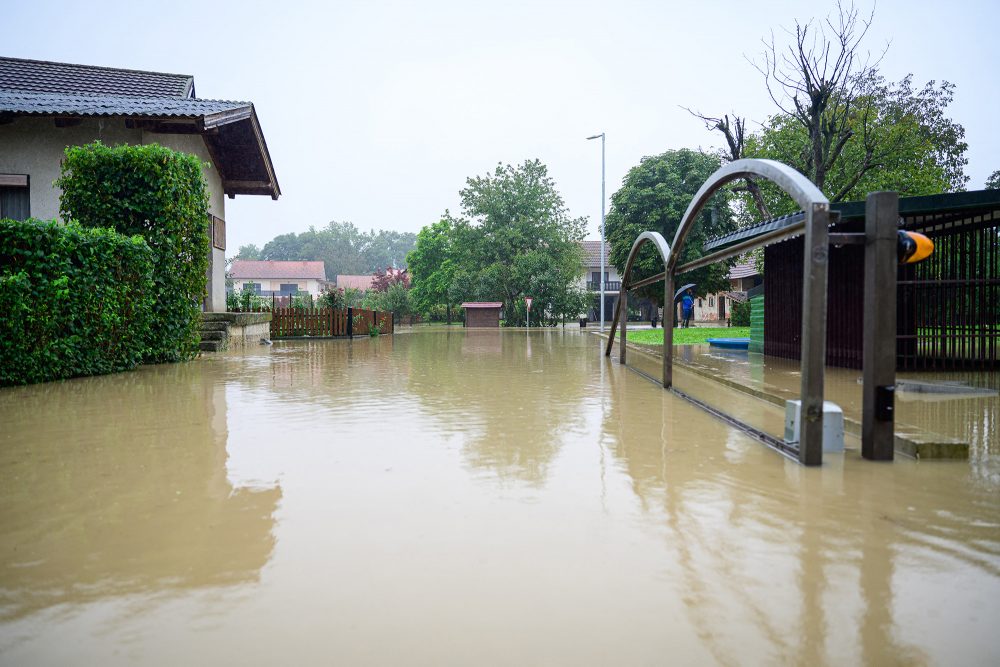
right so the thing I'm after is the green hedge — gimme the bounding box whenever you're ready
[1,218,154,386]
[57,142,210,363]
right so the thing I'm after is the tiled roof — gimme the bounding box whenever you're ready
[0,56,194,98]
[729,261,758,279]
[0,90,251,123]
[336,275,375,291]
[461,302,503,308]
[580,240,611,267]
[231,260,326,280]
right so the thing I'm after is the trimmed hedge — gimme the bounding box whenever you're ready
[1,218,155,386]
[57,142,210,363]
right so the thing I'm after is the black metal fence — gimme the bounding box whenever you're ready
[764,196,999,371]
[897,205,999,370]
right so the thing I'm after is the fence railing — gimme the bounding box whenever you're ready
[269,307,394,338]
[586,280,621,291]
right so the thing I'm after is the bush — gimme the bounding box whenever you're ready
[730,299,751,327]
[227,288,271,312]
[57,141,210,363]
[1,218,154,386]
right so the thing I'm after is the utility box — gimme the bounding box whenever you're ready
[784,400,845,452]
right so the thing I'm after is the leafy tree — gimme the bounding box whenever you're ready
[233,243,261,260]
[986,171,1000,190]
[370,268,410,292]
[605,149,736,303]
[260,221,416,279]
[407,218,462,322]
[414,160,586,326]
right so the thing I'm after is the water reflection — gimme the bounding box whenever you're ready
[603,360,999,664]
[403,330,593,484]
[0,363,280,622]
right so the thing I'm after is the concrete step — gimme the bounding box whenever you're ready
[200,330,229,342]
[199,340,224,352]
[200,321,230,332]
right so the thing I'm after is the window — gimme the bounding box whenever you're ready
[279,283,299,295]
[0,175,30,221]
[709,296,714,307]
[243,282,261,294]
[698,298,703,308]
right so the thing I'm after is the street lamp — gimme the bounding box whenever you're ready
[586,132,606,331]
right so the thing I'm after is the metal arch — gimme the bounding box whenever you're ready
[667,159,829,273]
[603,158,832,466]
[603,232,673,387]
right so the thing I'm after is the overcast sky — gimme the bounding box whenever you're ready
[7,0,999,254]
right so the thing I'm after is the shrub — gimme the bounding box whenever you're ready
[57,142,210,363]
[227,288,271,312]
[730,299,751,327]
[0,218,154,386]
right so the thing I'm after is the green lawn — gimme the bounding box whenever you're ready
[626,327,750,346]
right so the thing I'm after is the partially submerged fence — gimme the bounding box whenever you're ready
[269,307,393,338]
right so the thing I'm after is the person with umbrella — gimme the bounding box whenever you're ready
[681,289,694,328]
[674,283,696,328]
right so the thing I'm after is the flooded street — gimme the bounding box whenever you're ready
[1,330,998,665]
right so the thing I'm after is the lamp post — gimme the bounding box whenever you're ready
[587,132,606,331]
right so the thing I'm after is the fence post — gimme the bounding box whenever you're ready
[862,191,898,461]
[798,201,830,466]
[347,307,353,338]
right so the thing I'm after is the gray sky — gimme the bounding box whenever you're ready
[8,0,999,254]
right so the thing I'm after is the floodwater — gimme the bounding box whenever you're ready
[1,330,998,665]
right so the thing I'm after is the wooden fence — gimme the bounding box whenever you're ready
[269,307,394,338]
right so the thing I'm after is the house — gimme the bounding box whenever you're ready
[336,275,376,292]
[230,260,326,297]
[0,56,279,312]
[579,240,621,322]
[689,260,762,323]
[336,268,406,292]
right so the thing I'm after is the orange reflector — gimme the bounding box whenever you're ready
[904,231,934,264]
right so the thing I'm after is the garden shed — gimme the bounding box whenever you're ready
[461,302,502,328]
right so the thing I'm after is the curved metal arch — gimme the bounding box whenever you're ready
[604,158,831,466]
[667,159,829,273]
[603,231,670,359]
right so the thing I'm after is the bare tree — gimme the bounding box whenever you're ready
[684,110,772,220]
[690,2,893,214]
[754,1,885,200]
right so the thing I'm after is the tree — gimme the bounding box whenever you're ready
[407,218,461,322]
[370,267,410,292]
[259,221,417,279]
[986,171,1000,190]
[605,149,736,303]
[691,2,968,221]
[409,160,586,326]
[233,243,261,260]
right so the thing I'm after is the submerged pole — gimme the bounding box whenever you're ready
[862,191,899,460]
[798,202,830,465]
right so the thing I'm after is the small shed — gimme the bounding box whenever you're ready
[461,302,502,328]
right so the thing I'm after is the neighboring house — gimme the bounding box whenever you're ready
[336,274,375,292]
[0,56,280,312]
[336,268,406,292]
[579,240,621,322]
[230,260,326,297]
[690,261,762,323]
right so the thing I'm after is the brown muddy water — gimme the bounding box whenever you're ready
[1,330,998,665]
